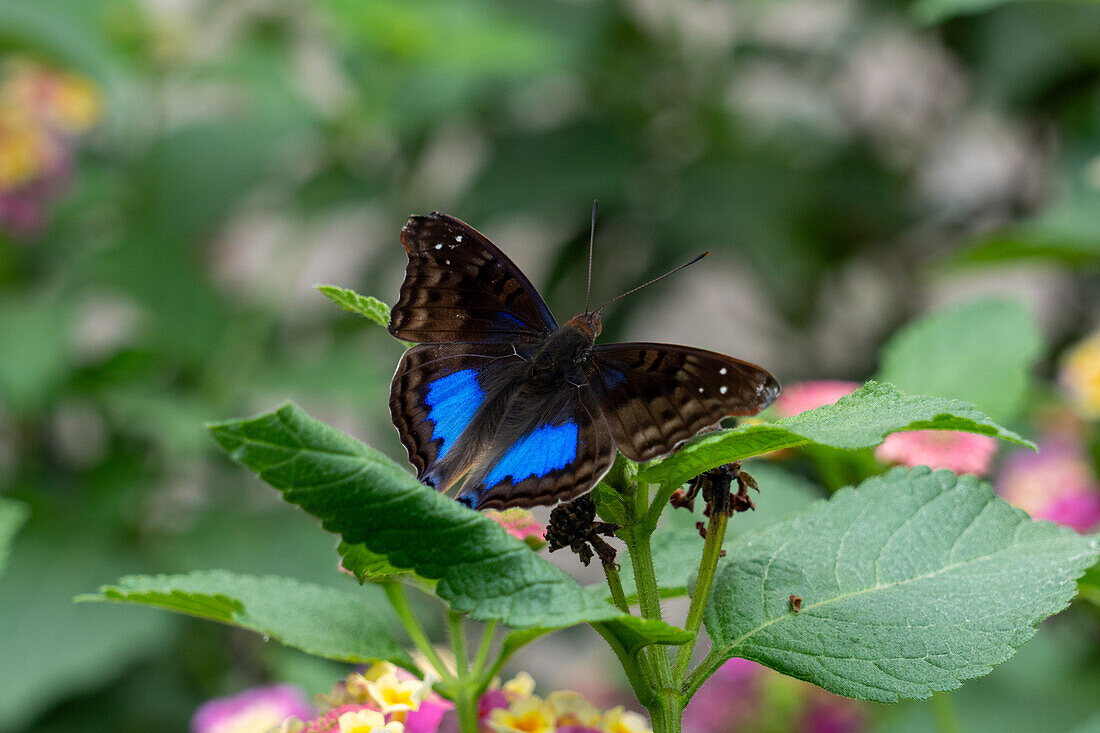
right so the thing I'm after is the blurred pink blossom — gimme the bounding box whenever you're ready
[485,508,546,549]
[773,381,860,418]
[682,658,762,732]
[996,439,1100,533]
[874,430,998,476]
[191,684,312,733]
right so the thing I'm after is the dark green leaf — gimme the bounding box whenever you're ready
[879,298,1042,423]
[208,403,690,646]
[639,381,1032,490]
[703,467,1100,702]
[81,571,413,667]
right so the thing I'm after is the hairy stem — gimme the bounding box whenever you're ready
[674,509,729,680]
[604,563,631,613]
[448,610,468,678]
[382,581,453,682]
[471,619,499,678]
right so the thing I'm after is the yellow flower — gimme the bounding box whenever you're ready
[601,706,652,733]
[502,671,535,702]
[337,709,405,733]
[1062,331,1100,417]
[46,73,102,132]
[488,695,557,733]
[547,690,601,726]
[363,661,399,682]
[365,672,435,714]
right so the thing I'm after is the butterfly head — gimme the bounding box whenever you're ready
[566,311,603,340]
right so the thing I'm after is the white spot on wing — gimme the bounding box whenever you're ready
[698,387,704,393]
[445,259,451,265]
[720,386,728,394]
[719,367,727,375]
[455,234,463,242]
[434,243,443,250]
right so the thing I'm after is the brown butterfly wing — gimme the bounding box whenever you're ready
[389,213,557,344]
[588,343,780,463]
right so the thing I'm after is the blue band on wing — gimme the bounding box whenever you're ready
[484,421,579,487]
[425,368,484,460]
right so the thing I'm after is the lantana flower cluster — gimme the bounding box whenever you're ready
[0,57,101,237]
[479,672,651,733]
[192,663,449,733]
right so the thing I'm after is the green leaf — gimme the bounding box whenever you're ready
[338,541,416,581]
[702,467,1100,702]
[208,403,690,646]
[0,499,28,578]
[0,294,72,413]
[639,381,1032,490]
[317,285,392,328]
[879,298,1042,423]
[81,571,413,667]
[0,521,173,728]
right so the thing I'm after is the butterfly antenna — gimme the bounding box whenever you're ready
[585,199,597,314]
[593,251,709,314]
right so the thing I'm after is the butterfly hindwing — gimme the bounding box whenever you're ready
[589,343,780,463]
[389,213,558,344]
[390,342,528,490]
[458,383,616,510]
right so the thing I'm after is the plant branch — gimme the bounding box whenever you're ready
[683,649,726,701]
[591,623,659,707]
[382,581,453,683]
[605,563,631,613]
[674,509,729,680]
[471,619,498,678]
[448,609,468,679]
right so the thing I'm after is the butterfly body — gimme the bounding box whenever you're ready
[389,212,779,510]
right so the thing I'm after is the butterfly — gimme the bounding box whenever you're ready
[388,211,780,510]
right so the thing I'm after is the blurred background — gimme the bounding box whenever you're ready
[1,0,1099,731]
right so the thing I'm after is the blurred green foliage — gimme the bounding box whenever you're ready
[2,0,1100,730]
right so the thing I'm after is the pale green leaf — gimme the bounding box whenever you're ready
[639,381,1032,490]
[81,571,413,667]
[702,467,1099,702]
[317,284,391,328]
[879,298,1042,423]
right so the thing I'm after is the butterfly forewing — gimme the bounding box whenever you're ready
[390,342,528,489]
[389,213,558,344]
[589,343,780,462]
[457,382,616,510]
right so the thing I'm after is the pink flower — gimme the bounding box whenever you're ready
[191,684,313,733]
[874,430,998,476]
[996,438,1100,533]
[682,659,762,733]
[773,381,860,418]
[485,508,546,549]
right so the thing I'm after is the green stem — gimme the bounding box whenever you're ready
[382,581,453,682]
[591,623,659,708]
[930,692,962,733]
[683,650,725,701]
[448,610,468,678]
[454,689,480,733]
[604,563,631,613]
[471,619,498,678]
[673,509,729,681]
